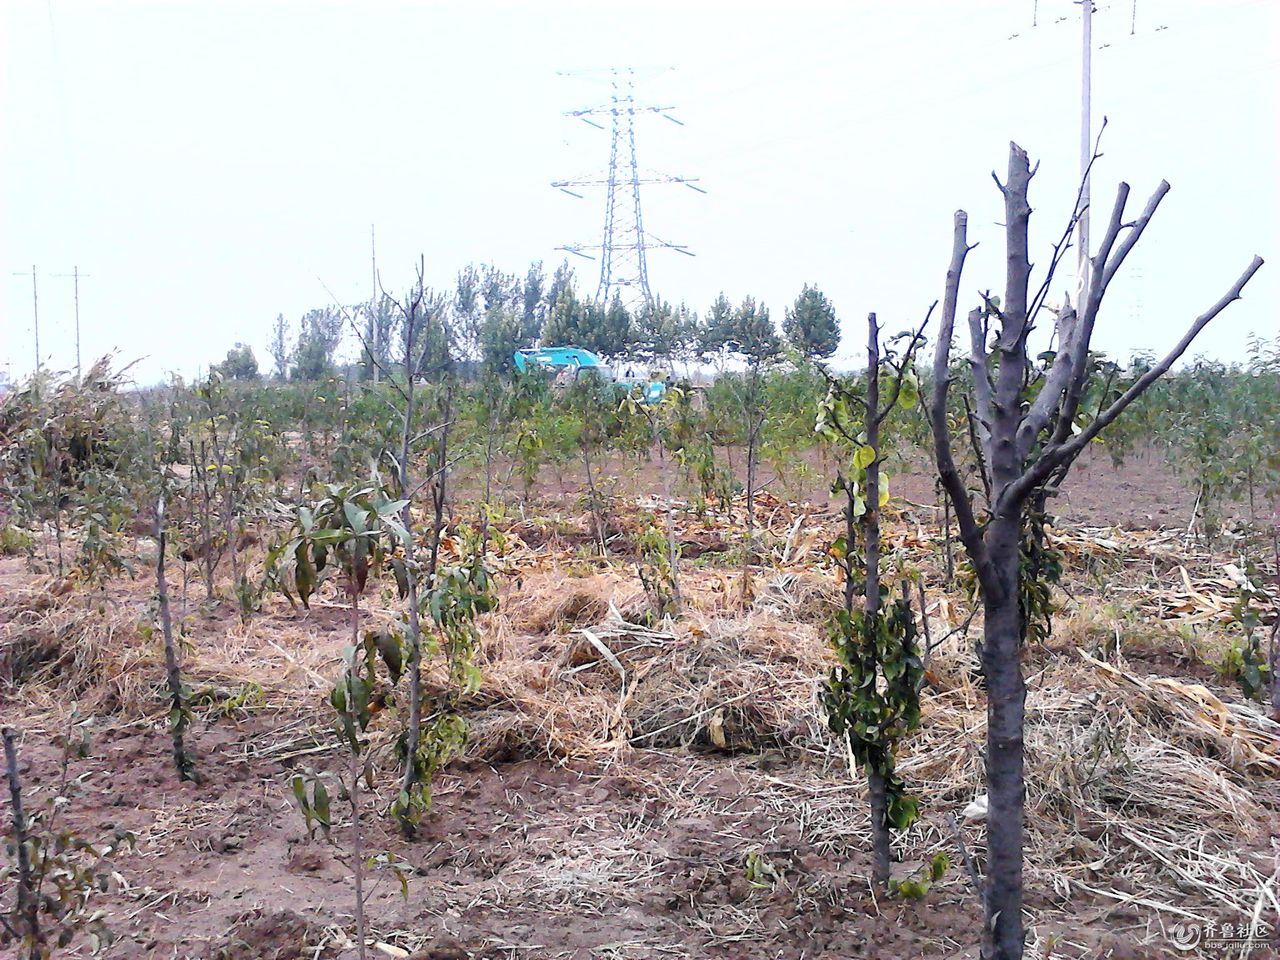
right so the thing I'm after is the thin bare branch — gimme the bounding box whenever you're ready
[929,210,988,569]
[318,276,409,402]
[874,306,933,427]
[1015,304,1078,459]
[965,306,993,455]
[1026,117,1109,327]
[1003,255,1264,513]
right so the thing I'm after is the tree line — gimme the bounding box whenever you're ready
[210,262,842,382]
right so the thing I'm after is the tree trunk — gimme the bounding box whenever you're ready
[655,416,682,614]
[980,519,1026,960]
[942,486,955,587]
[580,440,607,558]
[348,588,367,960]
[742,365,761,603]
[3,725,39,957]
[156,496,197,783]
[1268,618,1279,722]
[395,362,425,837]
[863,314,892,889]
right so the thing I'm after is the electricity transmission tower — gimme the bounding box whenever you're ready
[553,68,704,312]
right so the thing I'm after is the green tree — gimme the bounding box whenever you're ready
[520,261,546,343]
[293,308,344,381]
[454,266,482,361]
[729,296,780,363]
[818,313,926,890]
[698,292,735,360]
[544,260,575,322]
[212,343,260,381]
[598,294,633,360]
[633,297,694,369]
[541,287,582,347]
[785,284,840,359]
[541,290,632,359]
[268,314,290,380]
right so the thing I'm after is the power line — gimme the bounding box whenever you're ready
[552,67,703,312]
[10,266,88,378]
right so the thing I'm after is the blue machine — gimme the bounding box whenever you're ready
[513,346,667,403]
[512,346,612,376]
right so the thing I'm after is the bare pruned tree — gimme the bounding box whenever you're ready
[926,142,1262,960]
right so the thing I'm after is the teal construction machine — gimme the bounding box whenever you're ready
[513,346,666,403]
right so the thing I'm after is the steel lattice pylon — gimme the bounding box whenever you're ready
[553,68,703,312]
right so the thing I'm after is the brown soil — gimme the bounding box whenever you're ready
[2,449,1277,960]
[510,443,1255,534]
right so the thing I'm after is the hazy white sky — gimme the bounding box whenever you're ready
[2,0,1276,384]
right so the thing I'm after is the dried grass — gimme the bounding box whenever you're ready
[3,506,1277,947]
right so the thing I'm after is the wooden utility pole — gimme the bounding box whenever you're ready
[370,224,379,385]
[30,266,40,374]
[73,266,81,379]
[1078,0,1094,299]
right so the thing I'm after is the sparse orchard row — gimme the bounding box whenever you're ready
[0,156,1275,960]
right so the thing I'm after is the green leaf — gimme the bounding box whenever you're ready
[373,629,404,684]
[898,373,919,410]
[854,444,876,470]
[382,517,411,546]
[894,878,929,900]
[343,501,368,535]
[312,781,330,826]
[929,851,950,881]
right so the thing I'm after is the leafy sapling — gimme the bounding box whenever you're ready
[271,480,407,960]
[817,312,928,891]
[2,716,134,960]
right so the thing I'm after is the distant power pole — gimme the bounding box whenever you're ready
[10,266,41,373]
[1078,0,1093,299]
[68,266,82,379]
[50,268,88,379]
[11,266,89,378]
[370,224,379,385]
[553,67,704,311]
[30,266,40,374]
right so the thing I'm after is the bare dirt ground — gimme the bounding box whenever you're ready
[2,450,1278,960]
[526,443,1252,533]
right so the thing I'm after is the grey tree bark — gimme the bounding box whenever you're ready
[156,495,197,783]
[3,726,38,957]
[927,143,1262,960]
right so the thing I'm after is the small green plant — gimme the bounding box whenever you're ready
[73,467,135,592]
[743,849,781,890]
[890,851,950,900]
[635,517,679,622]
[270,478,421,960]
[0,524,33,557]
[290,770,332,839]
[2,715,135,960]
[1218,570,1273,702]
[289,632,410,960]
[392,525,495,828]
[817,314,927,891]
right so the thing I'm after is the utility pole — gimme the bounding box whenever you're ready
[1078,0,1093,300]
[10,267,42,374]
[370,224,379,385]
[30,266,40,374]
[11,266,87,378]
[553,67,704,312]
[73,266,81,379]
